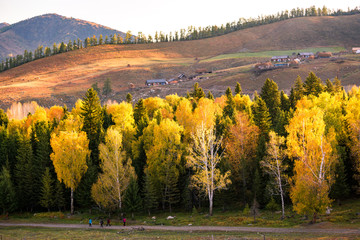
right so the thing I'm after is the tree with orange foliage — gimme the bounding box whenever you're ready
[226,112,259,201]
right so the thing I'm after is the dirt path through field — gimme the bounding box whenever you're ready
[0,222,359,235]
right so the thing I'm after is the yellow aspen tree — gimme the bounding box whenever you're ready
[175,98,196,137]
[193,98,221,130]
[287,101,337,223]
[145,118,183,212]
[91,127,135,210]
[345,86,360,187]
[261,131,287,219]
[143,97,166,119]
[50,128,90,215]
[107,102,134,132]
[187,122,231,216]
[107,101,136,154]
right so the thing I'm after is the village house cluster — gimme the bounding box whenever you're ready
[256,48,360,71]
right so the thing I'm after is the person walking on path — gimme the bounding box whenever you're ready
[106,218,111,226]
[123,217,126,226]
[89,218,92,227]
[100,219,104,227]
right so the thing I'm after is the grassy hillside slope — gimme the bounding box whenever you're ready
[0,14,360,108]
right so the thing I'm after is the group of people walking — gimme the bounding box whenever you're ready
[88,217,126,227]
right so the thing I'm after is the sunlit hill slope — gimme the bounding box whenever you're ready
[0,14,360,108]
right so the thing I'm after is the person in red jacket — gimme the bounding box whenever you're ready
[123,217,126,226]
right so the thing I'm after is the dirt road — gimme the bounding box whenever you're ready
[0,222,359,235]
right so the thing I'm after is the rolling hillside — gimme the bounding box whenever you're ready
[0,14,126,60]
[0,14,360,108]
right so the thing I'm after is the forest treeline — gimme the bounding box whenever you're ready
[1,5,359,72]
[0,72,359,223]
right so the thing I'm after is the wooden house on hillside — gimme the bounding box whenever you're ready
[271,55,290,63]
[145,79,168,86]
[298,52,314,59]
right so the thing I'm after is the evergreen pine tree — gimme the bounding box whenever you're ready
[207,91,214,100]
[325,79,334,94]
[32,121,52,206]
[191,83,205,100]
[303,71,324,96]
[126,93,133,103]
[235,82,242,95]
[333,77,343,93]
[40,167,54,211]
[6,129,20,177]
[0,166,16,214]
[52,43,58,55]
[75,163,97,210]
[102,78,112,96]
[134,99,147,126]
[124,178,142,219]
[165,168,180,213]
[15,137,37,211]
[54,180,65,212]
[143,173,158,216]
[0,127,8,168]
[59,42,66,53]
[102,106,114,131]
[79,88,103,209]
[80,88,103,166]
[289,75,304,109]
[330,159,350,204]
[91,82,101,95]
[252,98,271,137]
[223,87,236,122]
[260,78,281,125]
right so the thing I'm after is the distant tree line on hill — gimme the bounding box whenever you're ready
[0,72,360,223]
[1,5,359,73]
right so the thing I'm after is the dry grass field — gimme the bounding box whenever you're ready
[1,14,360,108]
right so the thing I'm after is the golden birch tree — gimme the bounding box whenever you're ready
[50,127,90,215]
[187,122,231,216]
[261,131,287,219]
[287,101,337,223]
[91,127,135,210]
[345,86,360,189]
[145,118,183,212]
